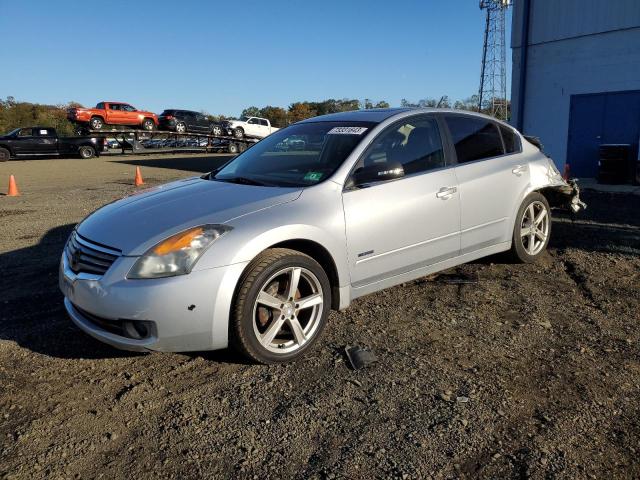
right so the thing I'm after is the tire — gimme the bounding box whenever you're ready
[175,122,187,134]
[233,127,244,139]
[228,143,238,154]
[0,147,10,161]
[230,248,331,364]
[510,192,551,263]
[78,146,95,159]
[142,118,155,131]
[211,125,222,136]
[90,117,104,130]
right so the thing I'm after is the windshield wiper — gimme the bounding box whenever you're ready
[214,176,269,186]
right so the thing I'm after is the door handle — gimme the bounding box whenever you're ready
[512,165,528,176]
[436,186,457,199]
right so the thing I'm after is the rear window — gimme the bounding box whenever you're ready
[161,110,176,116]
[445,115,504,163]
[500,125,521,153]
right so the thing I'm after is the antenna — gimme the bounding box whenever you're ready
[478,0,511,120]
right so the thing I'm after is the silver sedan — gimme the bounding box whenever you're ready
[59,108,584,363]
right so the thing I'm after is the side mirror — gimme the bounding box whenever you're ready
[352,162,404,187]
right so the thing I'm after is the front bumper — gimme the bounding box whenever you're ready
[59,252,248,352]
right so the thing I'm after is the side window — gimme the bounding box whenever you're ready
[248,118,258,124]
[260,119,269,126]
[109,104,120,110]
[354,116,445,178]
[445,115,504,163]
[96,102,105,109]
[18,128,33,137]
[196,114,206,122]
[499,125,521,154]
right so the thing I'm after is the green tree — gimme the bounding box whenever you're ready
[259,106,288,128]
[241,106,261,118]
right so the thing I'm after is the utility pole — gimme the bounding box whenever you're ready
[478,0,511,120]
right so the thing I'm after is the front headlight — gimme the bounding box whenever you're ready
[128,225,231,279]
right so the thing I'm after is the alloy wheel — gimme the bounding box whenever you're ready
[520,200,549,256]
[252,267,324,354]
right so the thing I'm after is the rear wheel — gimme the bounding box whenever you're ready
[228,143,238,154]
[175,122,187,134]
[0,147,10,161]
[511,192,551,263]
[89,117,104,130]
[211,125,223,136]
[142,118,155,131]
[78,146,95,159]
[230,248,331,364]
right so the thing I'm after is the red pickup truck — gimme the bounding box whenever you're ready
[67,102,158,131]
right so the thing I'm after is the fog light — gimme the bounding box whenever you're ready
[123,321,151,340]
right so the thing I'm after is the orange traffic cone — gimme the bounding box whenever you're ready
[134,167,144,186]
[562,163,570,180]
[7,175,19,196]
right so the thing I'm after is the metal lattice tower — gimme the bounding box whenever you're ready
[478,0,511,120]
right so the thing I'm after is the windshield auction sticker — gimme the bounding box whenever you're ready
[327,126,368,135]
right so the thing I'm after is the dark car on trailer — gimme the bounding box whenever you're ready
[158,110,225,136]
[0,126,104,161]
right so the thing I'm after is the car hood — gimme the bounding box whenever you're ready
[77,177,302,255]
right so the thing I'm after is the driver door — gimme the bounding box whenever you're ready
[342,115,461,287]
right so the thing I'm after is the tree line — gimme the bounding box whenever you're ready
[0,95,509,136]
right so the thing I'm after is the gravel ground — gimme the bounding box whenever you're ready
[1,153,639,479]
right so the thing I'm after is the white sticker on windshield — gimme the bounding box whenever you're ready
[39,129,48,135]
[327,126,368,135]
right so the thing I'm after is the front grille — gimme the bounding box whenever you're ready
[65,231,121,276]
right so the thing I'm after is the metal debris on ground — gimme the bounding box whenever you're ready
[345,346,378,370]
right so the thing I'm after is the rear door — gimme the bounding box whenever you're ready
[342,114,461,287]
[443,114,529,254]
[121,104,139,125]
[107,103,125,124]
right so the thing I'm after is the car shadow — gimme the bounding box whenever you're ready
[0,223,243,363]
[109,154,234,173]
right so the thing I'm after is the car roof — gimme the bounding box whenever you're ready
[299,108,414,124]
[298,107,512,127]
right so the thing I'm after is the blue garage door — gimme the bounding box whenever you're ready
[567,90,640,178]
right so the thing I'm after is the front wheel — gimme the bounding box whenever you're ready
[0,147,10,161]
[78,146,95,159]
[230,248,331,364]
[510,192,551,263]
[233,127,244,139]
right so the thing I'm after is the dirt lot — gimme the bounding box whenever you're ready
[1,153,639,479]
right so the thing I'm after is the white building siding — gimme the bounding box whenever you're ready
[511,0,640,169]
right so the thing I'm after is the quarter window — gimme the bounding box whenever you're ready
[18,128,32,137]
[445,115,504,163]
[500,125,521,153]
[355,116,445,177]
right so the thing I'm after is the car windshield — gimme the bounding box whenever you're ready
[213,121,375,187]
[3,128,20,136]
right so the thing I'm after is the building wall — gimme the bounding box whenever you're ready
[510,0,640,168]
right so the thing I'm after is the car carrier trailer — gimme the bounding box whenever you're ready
[76,127,258,155]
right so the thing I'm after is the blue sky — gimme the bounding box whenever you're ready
[0,0,511,116]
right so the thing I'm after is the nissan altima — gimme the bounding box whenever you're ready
[60,108,584,363]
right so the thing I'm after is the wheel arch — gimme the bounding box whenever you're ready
[230,238,343,311]
[0,144,13,156]
[270,239,341,310]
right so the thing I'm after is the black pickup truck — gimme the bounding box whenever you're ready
[0,126,104,161]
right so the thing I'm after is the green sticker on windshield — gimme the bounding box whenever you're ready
[304,171,323,182]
